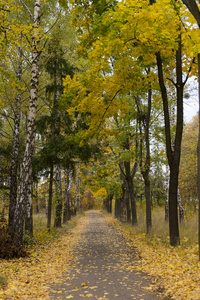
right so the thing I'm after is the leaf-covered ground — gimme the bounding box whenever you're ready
[106,216,200,300]
[50,210,161,300]
[0,217,82,299]
[1,211,200,299]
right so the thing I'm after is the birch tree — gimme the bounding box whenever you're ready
[11,0,41,245]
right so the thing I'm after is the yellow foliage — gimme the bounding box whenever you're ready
[94,188,108,199]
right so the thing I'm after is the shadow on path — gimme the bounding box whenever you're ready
[50,211,166,300]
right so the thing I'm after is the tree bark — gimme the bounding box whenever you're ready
[35,183,39,213]
[54,164,62,227]
[63,168,73,223]
[156,31,184,246]
[11,0,41,245]
[9,46,22,231]
[1,193,5,220]
[25,165,33,235]
[47,164,53,228]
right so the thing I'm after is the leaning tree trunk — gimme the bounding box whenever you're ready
[11,0,41,245]
[9,46,22,230]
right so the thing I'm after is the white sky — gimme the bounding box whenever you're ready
[184,78,199,123]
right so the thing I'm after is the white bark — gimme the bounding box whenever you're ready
[12,0,41,245]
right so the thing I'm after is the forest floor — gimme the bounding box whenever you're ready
[1,210,200,299]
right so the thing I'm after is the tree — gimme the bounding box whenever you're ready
[11,0,42,245]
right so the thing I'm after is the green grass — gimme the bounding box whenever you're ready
[0,274,7,289]
[30,211,83,246]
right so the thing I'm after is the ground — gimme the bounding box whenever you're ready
[50,210,167,300]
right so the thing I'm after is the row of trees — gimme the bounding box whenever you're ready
[0,0,200,254]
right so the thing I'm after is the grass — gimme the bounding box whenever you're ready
[114,205,198,247]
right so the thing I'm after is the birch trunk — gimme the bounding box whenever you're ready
[9,46,22,230]
[11,0,41,245]
[25,165,33,235]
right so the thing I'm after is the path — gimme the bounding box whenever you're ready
[50,211,166,300]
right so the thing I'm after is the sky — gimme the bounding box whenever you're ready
[184,78,199,123]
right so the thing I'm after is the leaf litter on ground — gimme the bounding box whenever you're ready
[105,214,200,300]
[0,216,86,299]
[1,212,200,300]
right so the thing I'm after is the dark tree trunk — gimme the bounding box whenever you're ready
[47,164,53,229]
[127,177,137,226]
[35,183,39,213]
[54,164,62,227]
[1,193,5,220]
[156,31,184,246]
[115,197,120,219]
[138,80,152,233]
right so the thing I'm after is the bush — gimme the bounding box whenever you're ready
[0,224,27,259]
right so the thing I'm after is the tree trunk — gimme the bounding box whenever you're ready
[178,187,184,223]
[156,39,184,246]
[54,164,62,227]
[115,197,120,219]
[127,177,137,226]
[165,165,169,221]
[140,82,152,234]
[35,183,39,213]
[9,46,22,231]
[25,165,33,235]
[63,169,73,223]
[144,174,151,233]
[47,164,53,229]
[1,193,5,220]
[11,0,41,245]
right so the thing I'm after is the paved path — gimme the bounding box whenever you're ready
[51,211,165,300]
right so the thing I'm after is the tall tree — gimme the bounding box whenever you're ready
[11,0,41,245]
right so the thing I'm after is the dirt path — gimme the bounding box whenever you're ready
[50,211,165,300]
